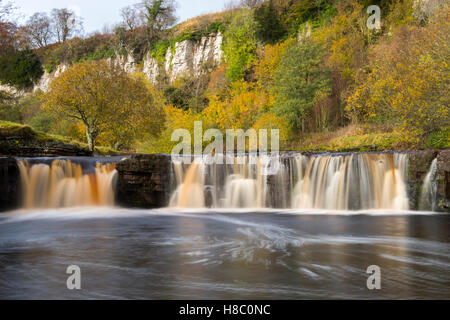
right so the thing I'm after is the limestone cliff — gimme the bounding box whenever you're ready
[144,32,223,83]
[29,32,223,93]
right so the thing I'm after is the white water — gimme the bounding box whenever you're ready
[419,158,438,211]
[18,159,118,208]
[170,153,410,211]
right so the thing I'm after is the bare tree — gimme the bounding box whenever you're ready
[51,8,83,43]
[240,0,264,9]
[120,4,142,31]
[25,12,54,48]
[0,0,14,21]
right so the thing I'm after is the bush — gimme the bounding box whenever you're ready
[223,9,258,82]
[0,50,43,89]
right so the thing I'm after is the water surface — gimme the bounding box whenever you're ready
[0,208,448,299]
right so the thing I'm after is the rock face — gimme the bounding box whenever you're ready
[407,150,439,210]
[437,150,450,211]
[0,157,20,211]
[115,150,450,212]
[33,64,69,93]
[29,33,223,94]
[143,32,223,83]
[108,53,139,74]
[115,154,172,208]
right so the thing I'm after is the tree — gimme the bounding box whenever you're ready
[51,8,83,43]
[241,0,263,9]
[25,12,54,49]
[120,5,142,31]
[254,0,285,44]
[0,0,14,21]
[0,50,43,89]
[0,20,16,56]
[42,61,165,151]
[139,0,177,42]
[347,5,450,146]
[223,9,258,81]
[273,40,332,133]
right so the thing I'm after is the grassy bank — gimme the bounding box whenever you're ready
[0,121,118,155]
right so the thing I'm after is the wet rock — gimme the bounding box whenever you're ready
[436,149,450,212]
[407,150,439,210]
[0,123,91,157]
[116,154,172,208]
[0,157,20,212]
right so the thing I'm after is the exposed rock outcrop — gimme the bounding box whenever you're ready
[143,32,223,83]
[30,33,223,94]
[115,150,450,211]
[437,149,450,211]
[407,150,439,210]
[0,157,20,211]
[33,64,69,93]
[115,154,172,208]
[0,124,91,157]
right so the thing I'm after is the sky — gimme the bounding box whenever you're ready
[12,0,232,34]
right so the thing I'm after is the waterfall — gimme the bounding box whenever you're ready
[17,158,118,208]
[419,158,438,211]
[169,153,410,211]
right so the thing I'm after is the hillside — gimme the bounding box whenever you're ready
[0,0,448,154]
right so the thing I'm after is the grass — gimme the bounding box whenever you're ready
[171,9,237,36]
[0,120,119,155]
[290,125,407,152]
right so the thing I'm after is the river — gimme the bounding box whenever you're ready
[0,208,448,299]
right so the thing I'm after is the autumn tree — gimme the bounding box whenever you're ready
[0,0,16,56]
[273,40,332,133]
[347,5,450,146]
[42,61,165,151]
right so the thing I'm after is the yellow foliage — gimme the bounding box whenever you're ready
[252,113,290,149]
[204,80,274,131]
[254,38,296,88]
[347,5,450,146]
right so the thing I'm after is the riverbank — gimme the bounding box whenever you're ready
[0,121,118,157]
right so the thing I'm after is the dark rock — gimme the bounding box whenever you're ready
[437,149,450,212]
[407,150,439,210]
[116,154,172,208]
[0,157,20,212]
[0,138,91,157]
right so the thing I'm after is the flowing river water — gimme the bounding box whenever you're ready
[0,154,448,299]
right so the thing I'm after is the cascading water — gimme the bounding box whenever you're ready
[17,158,119,208]
[169,153,410,211]
[419,158,438,211]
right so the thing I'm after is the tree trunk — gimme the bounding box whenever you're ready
[85,126,95,152]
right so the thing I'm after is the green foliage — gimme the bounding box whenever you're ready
[273,40,332,133]
[150,39,170,62]
[279,0,336,35]
[223,9,258,82]
[0,50,43,89]
[426,128,450,149]
[77,44,116,62]
[254,0,286,44]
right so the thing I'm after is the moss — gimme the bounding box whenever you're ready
[291,127,405,152]
[0,121,119,155]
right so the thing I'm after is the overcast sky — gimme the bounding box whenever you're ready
[13,0,232,34]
